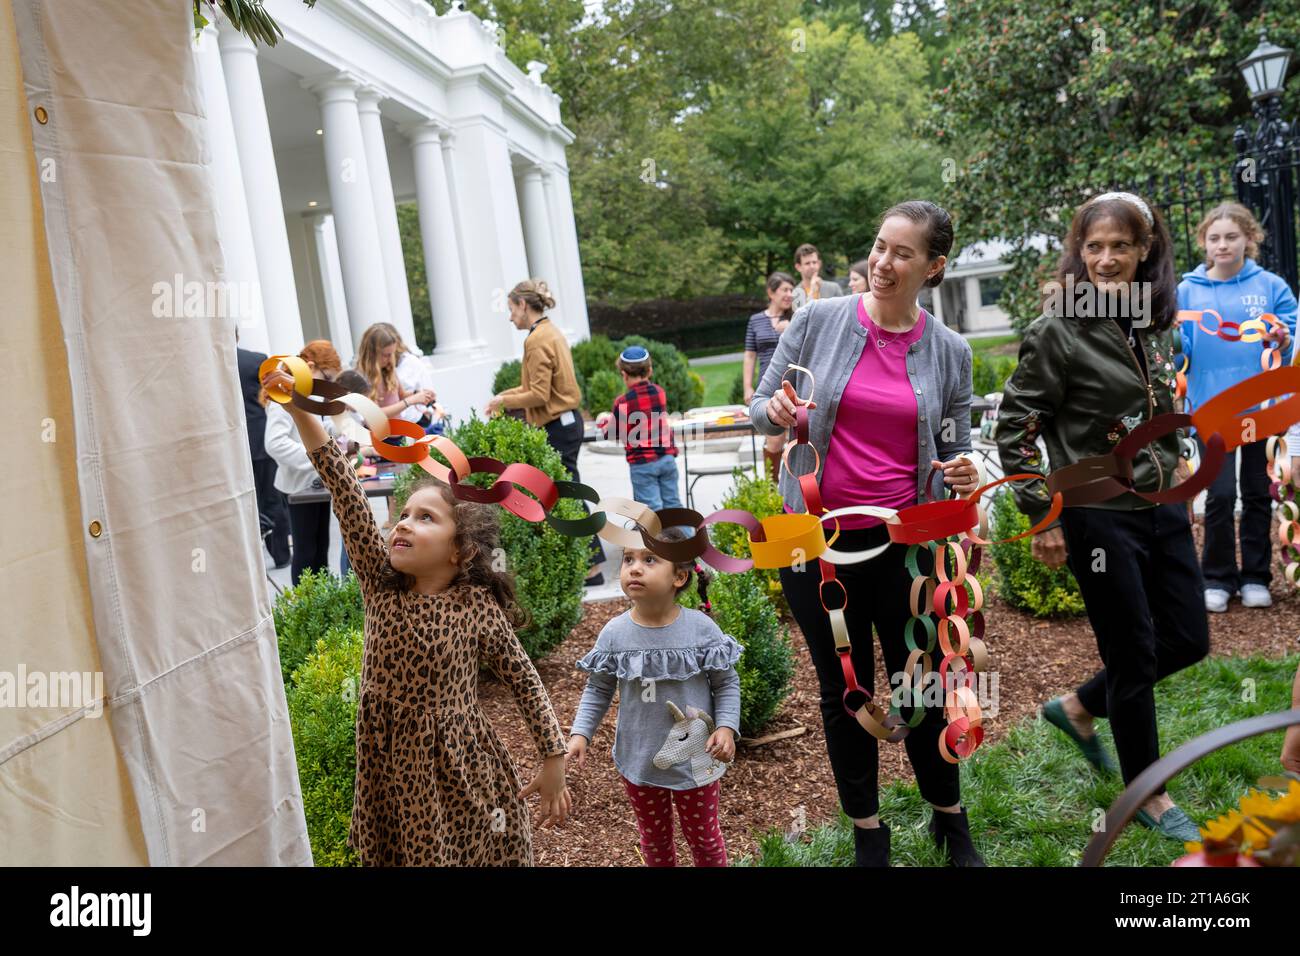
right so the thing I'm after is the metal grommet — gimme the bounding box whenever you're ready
[34,106,48,124]
[88,520,103,538]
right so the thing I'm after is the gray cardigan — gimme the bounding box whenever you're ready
[747,294,974,514]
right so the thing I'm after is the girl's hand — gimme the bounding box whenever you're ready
[931,456,979,497]
[1264,323,1292,354]
[485,395,504,417]
[706,727,736,763]
[260,367,298,401]
[764,380,817,428]
[519,754,571,828]
[566,735,588,772]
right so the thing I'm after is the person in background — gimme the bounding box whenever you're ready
[847,259,870,296]
[355,324,436,424]
[373,322,448,437]
[236,330,290,568]
[1177,202,1296,613]
[743,272,796,481]
[791,243,843,310]
[596,346,682,512]
[485,278,607,586]
[263,340,343,586]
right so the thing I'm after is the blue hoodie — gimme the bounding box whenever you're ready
[1177,258,1298,418]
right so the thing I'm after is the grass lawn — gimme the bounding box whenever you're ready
[692,359,744,406]
[743,653,1298,867]
[969,332,1020,356]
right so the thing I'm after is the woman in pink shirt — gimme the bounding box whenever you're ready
[750,201,981,867]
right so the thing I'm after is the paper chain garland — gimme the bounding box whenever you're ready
[261,354,1300,763]
[1172,310,1287,399]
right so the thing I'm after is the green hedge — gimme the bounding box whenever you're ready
[586,369,623,415]
[286,628,364,867]
[681,570,795,737]
[972,352,1017,398]
[988,489,1085,617]
[273,568,364,682]
[390,412,589,659]
[491,359,521,397]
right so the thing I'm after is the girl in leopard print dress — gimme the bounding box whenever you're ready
[264,367,571,866]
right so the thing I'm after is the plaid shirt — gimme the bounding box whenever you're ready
[599,381,678,464]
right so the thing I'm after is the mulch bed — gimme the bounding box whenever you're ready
[478,517,1300,866]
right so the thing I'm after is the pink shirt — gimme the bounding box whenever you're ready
[787,297,925,529]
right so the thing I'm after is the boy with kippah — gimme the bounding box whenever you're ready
[596,346,682,511]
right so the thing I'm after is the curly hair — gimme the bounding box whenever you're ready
[378,478,531,630]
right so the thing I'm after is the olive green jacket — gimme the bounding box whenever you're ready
[994,312,1184,530]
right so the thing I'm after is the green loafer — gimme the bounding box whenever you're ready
[1041,697,1117,774]
[1135,806,1201,843]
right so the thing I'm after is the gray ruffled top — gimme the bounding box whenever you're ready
[570,607,742,790]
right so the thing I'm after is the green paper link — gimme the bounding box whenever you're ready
[543,480,608,537]
[903,613,937,654]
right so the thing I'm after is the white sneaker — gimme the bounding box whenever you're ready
[1241,584,1273,608]
[1204,588,1231,613]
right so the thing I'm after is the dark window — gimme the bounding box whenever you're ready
[978,275,1004,308]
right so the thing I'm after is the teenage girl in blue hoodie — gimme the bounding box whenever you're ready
[1178,202,1296,614]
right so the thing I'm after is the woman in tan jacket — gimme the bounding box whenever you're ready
[486,278,605,584]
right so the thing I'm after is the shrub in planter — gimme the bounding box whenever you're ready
[491,359,522,397]
[711,467,788,615]
[286,627,364,867]
[729,370,745,406]
[390,412,588,659]
[273,568,364,682]
[681,569,795,737]
[572,335,620,387]
[586,369,623,415]
[988,489,1085,617]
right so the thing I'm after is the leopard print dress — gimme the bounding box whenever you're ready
[307,439,568,866]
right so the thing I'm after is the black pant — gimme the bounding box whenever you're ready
[779,525,960,819]
[1196,434,1273,592]
[288,500,331,586]
[1062,503,1210,790]
[544,413,605,567]
[252,456,290,566]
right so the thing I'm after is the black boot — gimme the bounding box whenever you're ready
[929,808,986,867]
[852,821,890,867]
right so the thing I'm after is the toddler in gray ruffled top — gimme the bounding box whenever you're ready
[567,527,742,866]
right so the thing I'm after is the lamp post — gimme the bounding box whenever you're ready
[1233,30,1298,292]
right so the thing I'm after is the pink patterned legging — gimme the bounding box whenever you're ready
[622,777,728,867]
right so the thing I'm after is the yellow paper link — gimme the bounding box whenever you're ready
[259,354,312,403]
[749,512,829,568]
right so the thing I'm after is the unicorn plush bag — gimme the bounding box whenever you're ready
[652,700,731,787]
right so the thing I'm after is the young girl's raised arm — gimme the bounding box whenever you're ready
[262,368,389,592]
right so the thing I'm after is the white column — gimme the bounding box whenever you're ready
[517,164,564,330]
[194,25,268,353]
[543,163,590,339]
[440,131,479,347]
[310,214,354,368]
[217,24,303,353]
[356,87,416,347]
[445,118,530,357]
[403,121,474,357]
[305,72,391,350]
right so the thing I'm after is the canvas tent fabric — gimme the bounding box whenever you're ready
[0,0,311,865]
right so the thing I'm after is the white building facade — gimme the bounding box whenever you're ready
[196,0,589,422]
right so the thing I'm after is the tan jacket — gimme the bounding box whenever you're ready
[499,317,583,427]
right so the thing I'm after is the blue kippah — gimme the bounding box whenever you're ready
[620,345,650,363]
